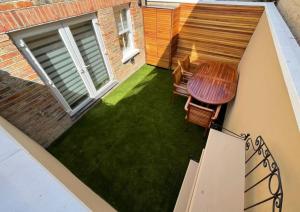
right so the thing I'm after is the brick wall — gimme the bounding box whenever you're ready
[97,2,145,81]
[0,1,33,11]
[0,0,145,146]
[0,33,73,146]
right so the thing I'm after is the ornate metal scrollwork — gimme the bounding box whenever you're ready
[210,124,283,211]
[244,136,283,212]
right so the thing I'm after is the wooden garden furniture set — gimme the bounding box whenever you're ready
[172,56,238,134]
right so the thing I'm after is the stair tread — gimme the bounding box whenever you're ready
[188,129,245,212]
[173,160,198,212]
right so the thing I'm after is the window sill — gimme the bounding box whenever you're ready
[121,49,140,64]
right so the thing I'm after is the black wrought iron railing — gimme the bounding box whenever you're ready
[244,135,283,212]
[211,124,283,212]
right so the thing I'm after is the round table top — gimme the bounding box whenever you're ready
[187,61,238,105]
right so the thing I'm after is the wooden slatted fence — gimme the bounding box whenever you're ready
[172,3,264,68]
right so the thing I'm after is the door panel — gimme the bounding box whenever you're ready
[25,31,89,109]
[70,21,110,90]
[19,15,114,114]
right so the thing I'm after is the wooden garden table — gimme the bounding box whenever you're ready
[187,61,238,105]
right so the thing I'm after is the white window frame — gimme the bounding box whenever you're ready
[117,7,139,63]
[12,14,117,116]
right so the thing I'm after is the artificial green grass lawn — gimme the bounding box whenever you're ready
[48,65,206,212]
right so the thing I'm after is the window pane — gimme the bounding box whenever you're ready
[117,8,129,32]
[70,21,110,90]
[121,9,128,30]
[119,32,130,54]
[25,31,89,109]
[117,19,123,33]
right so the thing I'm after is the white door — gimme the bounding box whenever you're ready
[65,18,113,97]
[13,14,115,115]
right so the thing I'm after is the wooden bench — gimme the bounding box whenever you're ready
[174,128,284,212]
[174,129,245,212]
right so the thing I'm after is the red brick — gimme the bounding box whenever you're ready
[50,4,60,20]
[27,73,39,81]
[0,13,12,31]
[15,10,29,27]
[32,9,42,24]
[80,0,87,12]
[109,0,113,7]
[58,4,67,17]
[62,5,68,18]
[45,6,55,20]
[104,0,108,7]
[0,52,19,61]
[69,3,78,16]
[80,1,86,13]
[21,9,34,26]
[94,0,100,9]
[21,9,31,26]
[60,4,66,16]
[90,0,97,10]
[0,22,6,33]
[59,4,67,18]
[0,58,14,69]
[5,13,19,29]
[6,60,29,72]
[97,0,104,8]
[39,7,50,21]
[88,0,94,11]
[0,34,9,43]
[74,3,80,15]
[60,4,69,17]
[72,3,79,16]
[49,6,59,20]
[15,1,33,9]
[11,11,25,28]
[36,8,47,23]
[0,4,15,11]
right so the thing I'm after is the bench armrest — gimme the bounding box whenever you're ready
[185,96,215,113]
[174,83,187,90]
[212,105,221,120]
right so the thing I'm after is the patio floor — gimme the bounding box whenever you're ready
[48,65,205,212]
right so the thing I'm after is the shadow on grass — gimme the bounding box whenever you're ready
[48,65,205,212]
